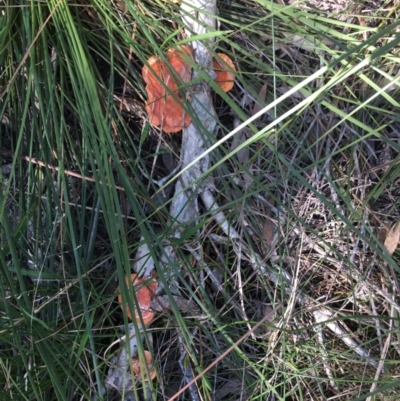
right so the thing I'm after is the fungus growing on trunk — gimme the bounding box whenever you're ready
[142,45,193,133]
[142,47,235,132]
[212,53,235,92]
[131,350,156,381]
[118,273,158,326]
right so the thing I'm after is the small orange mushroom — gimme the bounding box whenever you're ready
[131,350,156,381]
[142,45,193,133]
[212,53,235,92]
[118,273,158,326]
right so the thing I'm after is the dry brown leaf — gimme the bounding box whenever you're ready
[252,82,268,116]
[377,225,389,244]
[384,221,400,255]
[262,218,276,248]
[229,129,249,164]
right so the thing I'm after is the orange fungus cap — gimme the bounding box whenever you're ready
[142,46,193,133]
[131,350,156,381]
[118,273,158,325]
[212,53,235,92]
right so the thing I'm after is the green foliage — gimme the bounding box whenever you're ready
[1,0,400,400]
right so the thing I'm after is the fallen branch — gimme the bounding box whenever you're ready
[105,0,221,398]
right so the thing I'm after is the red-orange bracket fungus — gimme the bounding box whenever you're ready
[118,273,158,326]
[142,45,194,133]
[131,350,156,381]
[212,53,235,93]
[142,47,235,132]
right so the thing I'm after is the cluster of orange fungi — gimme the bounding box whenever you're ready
[142,45,235,133]
[118,273,158,381]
